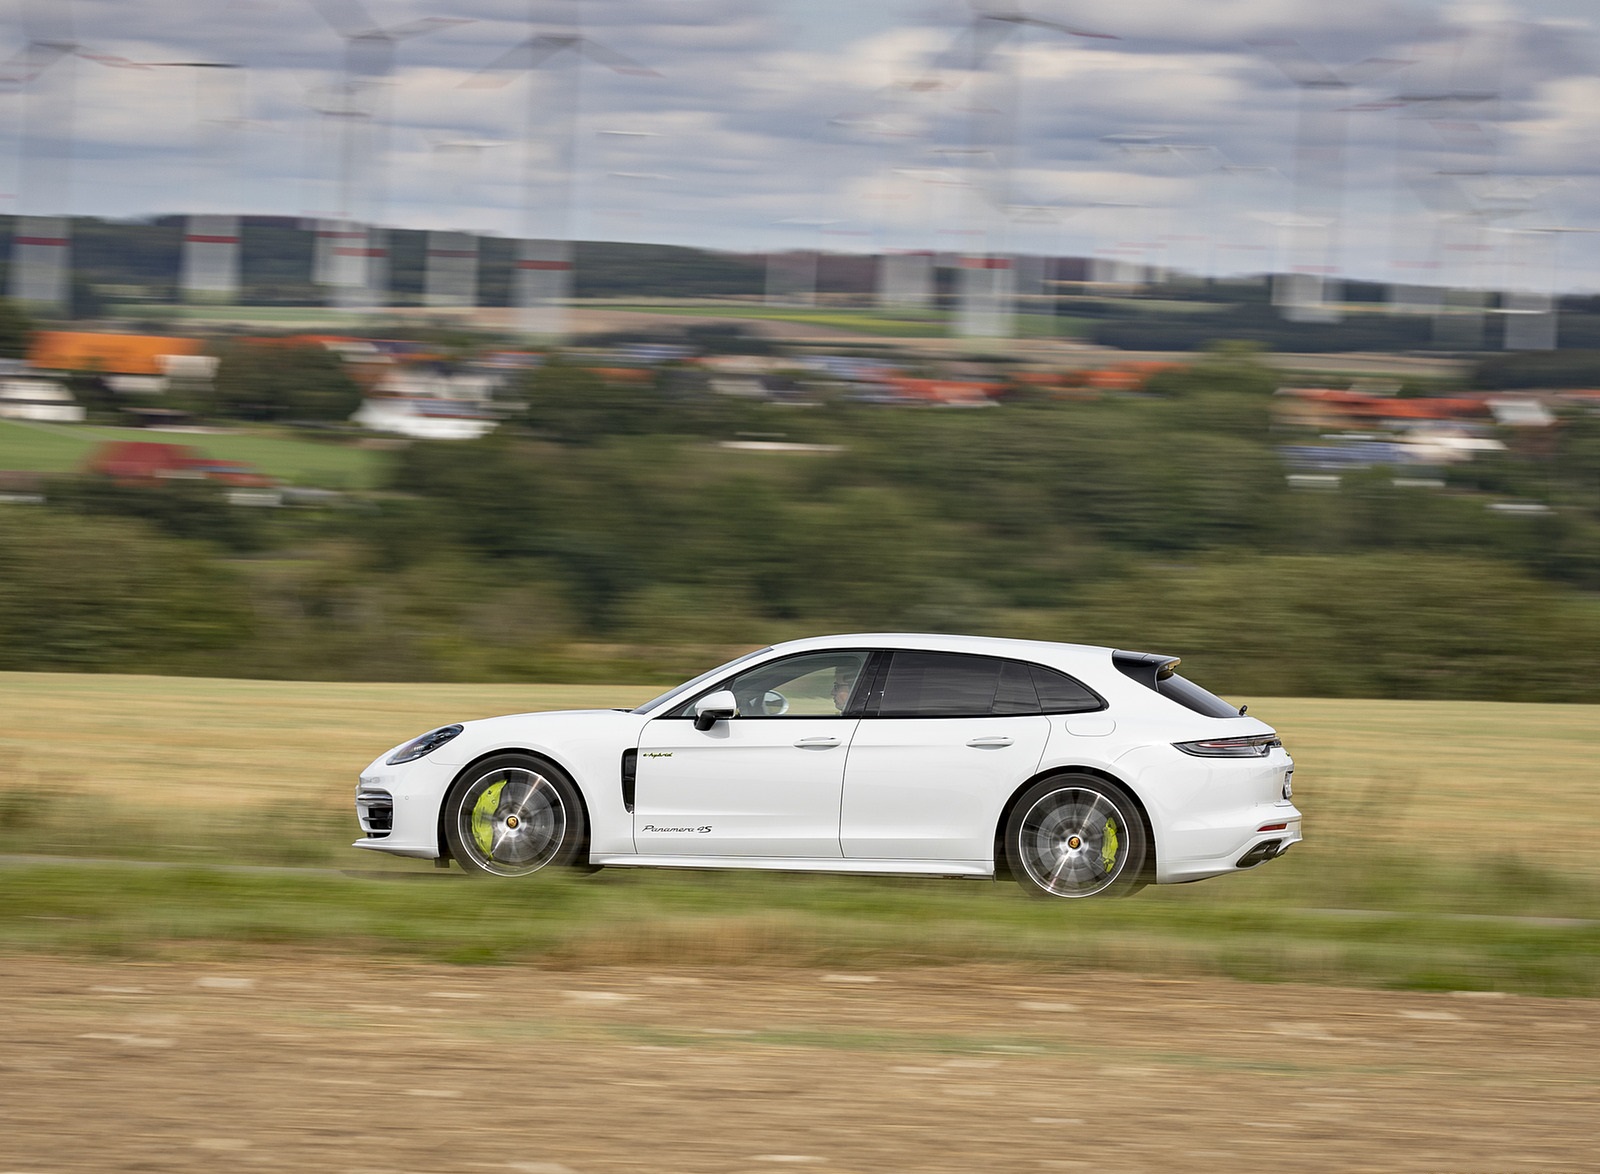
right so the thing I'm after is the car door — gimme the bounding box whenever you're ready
[632,650,871,858]
[840,651,1054,861]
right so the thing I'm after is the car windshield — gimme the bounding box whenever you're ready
[631,646,776,716]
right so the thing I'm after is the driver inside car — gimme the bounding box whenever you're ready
[832,666,857,714]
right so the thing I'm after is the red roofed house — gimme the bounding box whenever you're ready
[85,441,274,489]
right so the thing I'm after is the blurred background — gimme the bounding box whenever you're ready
[0,0,1597,691]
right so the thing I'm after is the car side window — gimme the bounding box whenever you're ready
[1030,664,1104,714]
[877,652,1021,718]
[994,661,1040,715]
[872,652,1105,718]
[672,651,871,718]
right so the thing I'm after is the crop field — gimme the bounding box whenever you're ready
[1,671,1596,996]
[3,672,1596,1172]
[3,673,1595,863]
[0,418,383,488]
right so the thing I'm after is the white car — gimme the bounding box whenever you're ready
[354,633,1302,898]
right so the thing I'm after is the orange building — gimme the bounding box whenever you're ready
[28,331,206,376]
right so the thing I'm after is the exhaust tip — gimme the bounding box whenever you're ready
[1235,838,1284,869]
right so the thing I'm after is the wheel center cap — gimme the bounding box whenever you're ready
[505,815,520,829]
[1067,835,1082,850]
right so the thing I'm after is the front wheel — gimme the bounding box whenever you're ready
[1006,774,1148,899]
[442,754,586,878]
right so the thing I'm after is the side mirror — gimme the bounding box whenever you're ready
[693,690,738,731]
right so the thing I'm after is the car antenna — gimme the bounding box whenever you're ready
[1238,704,1248,715]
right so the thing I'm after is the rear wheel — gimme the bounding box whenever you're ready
[1006,774,1147,899]
[443,755,586,878]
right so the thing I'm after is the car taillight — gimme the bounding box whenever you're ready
[1173,734,1282,758]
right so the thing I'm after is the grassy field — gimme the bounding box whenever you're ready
[1,672,1596,992]
[0,419,384,488]
[594,304,1083,341]
[598,304,955,337]
[109,304,376,326]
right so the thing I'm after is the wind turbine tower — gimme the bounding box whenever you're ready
[3,0,139,310]
[933,1,1114,339]
[1253,39,1405,323]
[144,61,249,302]
[464,2,657,340]
[310,0,468,310]
[424,137,502,309]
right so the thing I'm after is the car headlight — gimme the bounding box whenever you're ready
[386,724,464,765]
[1173,734,1282,758]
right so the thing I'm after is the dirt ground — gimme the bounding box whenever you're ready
[2,956,1595,1174]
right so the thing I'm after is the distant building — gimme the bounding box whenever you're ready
[350,359,506,441]
[0,376,83,422]
[1274,387,1495,432]
[86,440,204,484]
[85,440,275,490]
[26,331,218,400]
[351,396,499,441]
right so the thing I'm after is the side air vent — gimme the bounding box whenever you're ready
[621,749,638,813]
[355,788,393,838]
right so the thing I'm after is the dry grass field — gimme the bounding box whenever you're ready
[2,672,1596,871]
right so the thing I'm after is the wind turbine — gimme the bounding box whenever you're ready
[142,61,249,303]
[593,128,665,242]
[831,74,947,314]
[310,0,469,310]
[463,3,658,340]
[424,136,504,310]
[1420,170,1570,350]
[3,0,142,309]
[1377,86,1495,318]
[1251,38,1406,323]
[876,168,949,311]
[929,1,1116,338]
[1494,221,1594,351]
[766,218,840,307]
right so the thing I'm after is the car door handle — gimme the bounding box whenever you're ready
[794,736,841,749]
[966,736,1013,748]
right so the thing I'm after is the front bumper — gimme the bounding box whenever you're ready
[352,755,460,860]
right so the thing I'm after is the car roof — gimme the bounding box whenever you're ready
[766,632,1117,674]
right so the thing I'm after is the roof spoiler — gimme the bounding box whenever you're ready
[1112,650,1181,690]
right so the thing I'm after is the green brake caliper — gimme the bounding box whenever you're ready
[1101,817,1119,873]
[471,780,507,856]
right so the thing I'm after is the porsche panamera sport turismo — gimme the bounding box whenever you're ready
[354,634,1302,898]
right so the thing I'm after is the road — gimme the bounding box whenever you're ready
[3,956,1595,1172]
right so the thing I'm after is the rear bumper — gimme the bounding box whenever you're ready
[1157,807,1303,884]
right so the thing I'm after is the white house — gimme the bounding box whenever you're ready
[352,395,499,441]
[0,377,84,423]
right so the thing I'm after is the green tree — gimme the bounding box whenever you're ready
[515,361,664,444]
[209,341,364,422]
[0,512,252,672]
[48,475,266,554]
[0,297,34,359]
[1063,553,1600,702]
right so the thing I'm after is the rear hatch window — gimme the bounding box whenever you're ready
[1113,650,1241,719]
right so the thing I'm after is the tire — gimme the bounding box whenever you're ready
[442,754,587,878]
[1005,773,1148,899]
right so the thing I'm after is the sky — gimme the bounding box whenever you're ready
[3,0,1600,288]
